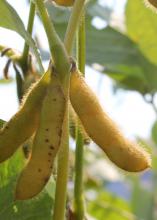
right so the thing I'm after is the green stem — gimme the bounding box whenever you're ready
[76,13,86,75]
[64,0,86,54]
[74,12,86,220]
[74,130,85,220]
[35,0,70,86]
[21,1,36,74]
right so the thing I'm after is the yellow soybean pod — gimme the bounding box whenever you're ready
[15,75,66,200]
[69,104,90,145]
[0,69,50,163]
[70,69,151,172]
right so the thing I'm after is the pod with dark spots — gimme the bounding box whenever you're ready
[70,69,151,172]
[15,75,66,200]
[0,69,50,163]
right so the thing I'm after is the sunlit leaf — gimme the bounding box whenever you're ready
[0,0,44,72]
[126,0,157,65]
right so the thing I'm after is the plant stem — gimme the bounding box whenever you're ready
[35,0,70,86]
[74,130,85,220]
[21,1,36,74]
[64,0,86,54]
[74,12,86,220]
[76,13,86,75]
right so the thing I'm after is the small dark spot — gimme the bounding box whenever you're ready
[45,128,49,131]
[45,139,49,143]
[50,145,54,150]
[48,159,51,162]
[38,168,42,172]
[53,98,56,101]
[50,166,53,169]
[48,152,52,156]
[5,126,9,129]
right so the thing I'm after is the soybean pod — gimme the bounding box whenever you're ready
[0,69,50,163]
[69,104,90,145]
[70,69,151,172]
[15,74,66,200]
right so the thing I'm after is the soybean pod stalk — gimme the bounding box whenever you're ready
[74,11,86,220]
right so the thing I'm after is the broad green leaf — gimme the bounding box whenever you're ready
[0,0,44,72]
[86,24,157,94]
[0,150,25,187]
[126,0,157,65]
[87,190,133,220]
[151,121,157,145]
[0,149,55,220]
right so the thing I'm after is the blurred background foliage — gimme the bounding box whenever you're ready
[0,0,157,219]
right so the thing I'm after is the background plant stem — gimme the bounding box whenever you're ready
[64,0,86,54]
[35,0,70,87]
[74,12,86,220]
[21,1,35,74]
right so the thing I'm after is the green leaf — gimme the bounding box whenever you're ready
[0,149,55,220]
[0,0,44,73]
[125,0,157,65]
[86,24,157,94]
[87,190,133,220]
[152,121,157,145]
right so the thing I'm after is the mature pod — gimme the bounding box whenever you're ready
[70,69,151,172]
[0,69,50,163]
[53,0,74,7]
[15,75,66,200]
[69,104,90,145]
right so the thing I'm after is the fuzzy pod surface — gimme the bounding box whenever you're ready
[0,69,50,163]
[70,69,151,172]
[15,75,66,200]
